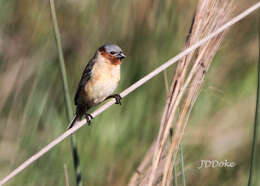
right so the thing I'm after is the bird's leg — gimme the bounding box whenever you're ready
[85,113,93,125]
[105,94,122,105]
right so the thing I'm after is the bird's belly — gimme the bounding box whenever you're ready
[88,79,118,103]
[84,66,120,105]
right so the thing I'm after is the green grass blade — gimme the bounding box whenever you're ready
[247,13,260,186]
[49,0,83,186]
[49,0,72,119]
[179,144,186,186]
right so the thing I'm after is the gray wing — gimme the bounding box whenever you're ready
[74,54,96,106]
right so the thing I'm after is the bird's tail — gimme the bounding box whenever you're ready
[66,115,78,130]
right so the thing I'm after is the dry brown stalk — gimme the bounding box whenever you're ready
[64,164,70,186]
[129,0,234,185]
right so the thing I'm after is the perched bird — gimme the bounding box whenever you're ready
[67,44,126,129]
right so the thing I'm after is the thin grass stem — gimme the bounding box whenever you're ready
[163,70,170,95]
[179,144,186,186]
[49,1,82,186]
[64,164,70,186]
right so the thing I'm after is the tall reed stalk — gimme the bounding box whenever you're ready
[49,1,82,186]
[129,0,234,185]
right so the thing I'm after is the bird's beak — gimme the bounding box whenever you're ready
[117,52,126,59]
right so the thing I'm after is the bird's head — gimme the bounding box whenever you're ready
[98,44,126,65]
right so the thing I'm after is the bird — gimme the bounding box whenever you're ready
[67,44,126,129]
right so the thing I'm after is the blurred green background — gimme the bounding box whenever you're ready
[0,0,259,185]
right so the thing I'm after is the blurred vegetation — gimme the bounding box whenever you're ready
[0,0,259,186]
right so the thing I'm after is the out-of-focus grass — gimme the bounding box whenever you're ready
[0,0,259,186]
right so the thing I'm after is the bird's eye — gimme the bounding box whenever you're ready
[110,51,116,55]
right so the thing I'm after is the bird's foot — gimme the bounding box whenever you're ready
[106,94,122,105]
[85,113,93,125]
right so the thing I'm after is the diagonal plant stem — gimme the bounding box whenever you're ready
[247,13,260,186]
[0,3,259,185]
[49,0,83,186]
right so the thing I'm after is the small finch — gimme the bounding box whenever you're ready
[67,44,126,129]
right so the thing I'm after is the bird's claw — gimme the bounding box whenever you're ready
[85,113,93,125]
[114,94,122,105]
[106,94,122,105]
